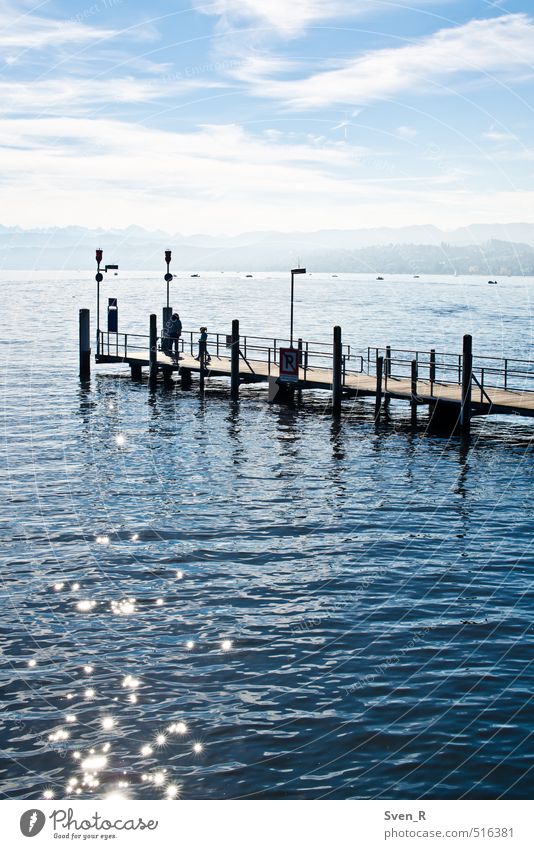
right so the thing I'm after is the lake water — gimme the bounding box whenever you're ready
[0,271,533,800]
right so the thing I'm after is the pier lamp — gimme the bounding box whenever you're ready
[95,249,119,349]
[290,266,306,348]
[95,249,103,347]
[164,250,173,309]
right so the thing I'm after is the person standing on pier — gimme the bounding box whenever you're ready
[196,326,211,364]
[168,313,182,360]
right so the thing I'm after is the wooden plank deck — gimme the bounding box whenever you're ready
[96,348,534,418]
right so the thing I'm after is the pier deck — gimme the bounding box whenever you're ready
[95,345,534,419]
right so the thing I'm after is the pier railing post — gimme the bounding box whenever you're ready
[411,359,418,427]
[199,345,206,393]
[460,334,472,434]
[149,313,158,387]
[79,308,91,378]
[430,348,436,395]
[332,325,342,414]
[375,355,383,421]
[230,319,240,399]
[385,345,391,385]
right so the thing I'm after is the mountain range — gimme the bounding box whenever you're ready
[2,223,534,274]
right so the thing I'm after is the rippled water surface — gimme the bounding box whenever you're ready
[1,271,533,800]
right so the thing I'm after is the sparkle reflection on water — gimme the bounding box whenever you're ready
[0,271,533,800]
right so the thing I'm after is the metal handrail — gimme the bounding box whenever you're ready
[368,345,534,393]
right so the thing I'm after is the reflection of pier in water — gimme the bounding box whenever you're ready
[79,310,534,435]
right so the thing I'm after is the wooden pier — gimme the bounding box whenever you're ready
[82,311,534,431]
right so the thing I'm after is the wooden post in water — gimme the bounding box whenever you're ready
[385,345,391,381]
[199,345,206,393]
[181,368,192,390]
[374,355,383,420]
[79,308,91,378]
[130,363,142,380]
[230,319,240,400]
[430,348,436,395]
[149,313,158,387]
[411,359,418,427]
[460,334,472,434]
[332,325,342,414]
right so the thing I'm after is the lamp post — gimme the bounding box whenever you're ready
[95,249,103,350]
[290,266,306,348]
[95,250,119,353]
[164,249,173,309]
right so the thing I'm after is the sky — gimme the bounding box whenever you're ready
[1,0,534,234]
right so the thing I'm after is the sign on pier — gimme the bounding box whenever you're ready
[279,347,299,381]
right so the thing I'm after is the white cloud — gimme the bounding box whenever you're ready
[230,14,534,107]
[0,115,527,233]
[483,126,517,142]
[197,0,445,37]
[397,126,418,140]
[0,76,227,114]
[0,8,116,50]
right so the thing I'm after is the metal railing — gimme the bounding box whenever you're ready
[97,328,364,382]
[367,346,534,397]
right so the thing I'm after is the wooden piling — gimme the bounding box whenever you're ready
[181,368,192,390]
[374,355,383,420]
[230,319,240,400]
[161,306,173,355]
[430,348,436,395]
[149,313,158,387]
[385,345,391,382]
[332,325,342,414]
[130,363,142,380]
[411,359,418,427]
[460,334,472,434]
[199,347,206,393]
[79,308,91,378]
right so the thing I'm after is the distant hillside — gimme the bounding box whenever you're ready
[1,224,534,273]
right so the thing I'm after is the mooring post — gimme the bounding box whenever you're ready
[181,368,192,390]
[332,325,342,414]
[199,346,206,393]
[162,306,173,355]
[430,348,436,395]
[149,313,158,387]
[79,308,91,379]
[130,363,142,380]
[385,345,391,383]
[460,334,472,434]
[375,355,383,420]
[230,319,240,400]
[411,359,418,427]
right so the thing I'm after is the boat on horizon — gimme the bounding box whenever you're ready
[191,273,200,278]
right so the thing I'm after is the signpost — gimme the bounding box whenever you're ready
[290,266,306,347]
[279,347,300,382]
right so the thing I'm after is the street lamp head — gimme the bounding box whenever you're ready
[291,267,306,275]
[96,249,103,263]
[165,250,172,264]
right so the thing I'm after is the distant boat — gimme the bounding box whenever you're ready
[413,275,420,278]
[376,276,384,281]
[488,280,498,285]
[332,274,338,277]
[191,273,200,278]
[245,274,253,278]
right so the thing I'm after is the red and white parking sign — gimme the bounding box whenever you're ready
[279,347,299,381]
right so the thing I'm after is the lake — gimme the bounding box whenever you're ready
[0,271,532,800]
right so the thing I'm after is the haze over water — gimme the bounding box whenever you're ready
[1,271,533,800]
